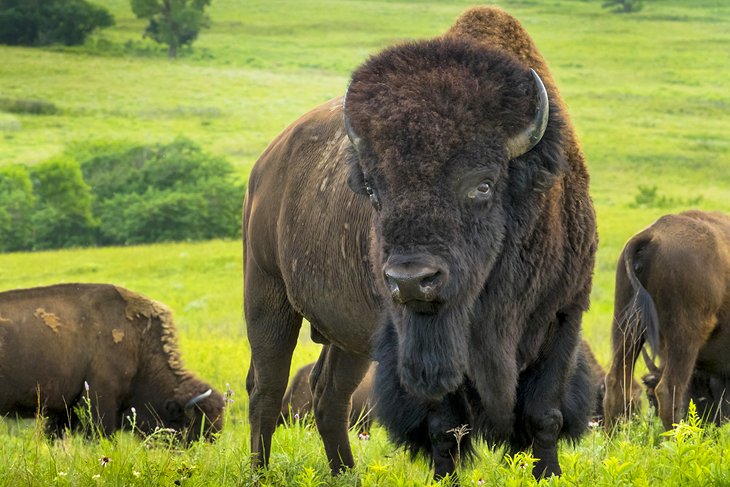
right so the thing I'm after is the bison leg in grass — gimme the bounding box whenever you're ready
[244,268,303,470]
[310,345,371,472]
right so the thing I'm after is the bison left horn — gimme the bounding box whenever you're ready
[505,68,549,160]
[185,388,212,411]
[342,82,362,149]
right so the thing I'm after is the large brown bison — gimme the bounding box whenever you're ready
[604,211,730,430]
[244,6,596,480]
[0,283,225,441]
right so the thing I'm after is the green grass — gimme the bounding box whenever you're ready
[1,0,730,485]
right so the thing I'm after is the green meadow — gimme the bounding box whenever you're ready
[1,0,729,485]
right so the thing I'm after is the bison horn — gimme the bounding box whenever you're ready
[342,82,362,149]
[505,68,549,160]
[185,388,212,411]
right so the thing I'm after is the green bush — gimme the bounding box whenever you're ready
[0,166,35,251]
[0,0,114,46]
[0,97,58,115]
[30,156,97,249]
[82,137,244,246]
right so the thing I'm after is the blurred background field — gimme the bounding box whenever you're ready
[0,0,729,485]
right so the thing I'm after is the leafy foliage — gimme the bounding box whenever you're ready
[130,0,211,58]
[0,166,35,251]
[0,0,114,46]
[82,137,244,245]
[30,156,98,250]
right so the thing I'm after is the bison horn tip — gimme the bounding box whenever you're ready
[505,68,549,160]
[185,388,213,410]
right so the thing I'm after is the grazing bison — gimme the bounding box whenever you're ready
[0,283,225,441]
[244,6,597,480]
[580,339,641,423]
[279,362,374,431]
[604,210,730,430]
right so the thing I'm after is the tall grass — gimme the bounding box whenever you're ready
[1,0,729,485]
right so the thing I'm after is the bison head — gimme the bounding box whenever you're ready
[343,38,564,401]
[121,385,225,442]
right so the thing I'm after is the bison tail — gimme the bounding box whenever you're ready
[622,235,660,358]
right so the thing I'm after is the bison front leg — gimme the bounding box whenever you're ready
[514,311,592,479]
[245,270,303,471]
[310,345,370,474]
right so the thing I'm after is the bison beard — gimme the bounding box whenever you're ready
[392,302,471,402]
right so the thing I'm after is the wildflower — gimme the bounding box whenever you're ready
[477,479,485,486]
[58,472,68,478]
[294,413,300,420]
[131,407,136,416]
[99,456,111,467]
[588,420,600,428]
[358,431,370,440]
[133,471,141,478]
[224,383,235,406]
[84,381,90,392]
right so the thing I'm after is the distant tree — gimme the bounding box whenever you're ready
[130,0,211,58]
[602,0,644,13]
[0,0,114,46]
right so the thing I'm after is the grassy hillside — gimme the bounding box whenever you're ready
[1,0,729,485]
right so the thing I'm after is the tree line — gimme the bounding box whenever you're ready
[0,138,244,252]
[0,0,211,58]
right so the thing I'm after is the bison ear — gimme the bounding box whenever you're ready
[165,399,184,419]
[345,155,368,195]
[532,168,557,193]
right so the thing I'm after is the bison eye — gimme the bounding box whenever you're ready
[365,183,381,211]
[467,181,492,201]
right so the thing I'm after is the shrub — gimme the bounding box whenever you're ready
[0,165,35,251]
[81,137,244,246]
[0,97,58,115]
[0,0,114,46]
[30,156,97,249]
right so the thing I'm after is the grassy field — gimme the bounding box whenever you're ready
[1,0,730,485]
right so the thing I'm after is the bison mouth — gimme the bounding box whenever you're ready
[401,300,441,315]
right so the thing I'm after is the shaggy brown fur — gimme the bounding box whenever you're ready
[0,283,224,441]
[604,211,730,429]
[279,362,374,432]
[244,6,596,480]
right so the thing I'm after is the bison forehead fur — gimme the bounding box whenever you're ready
[0,283,224,441]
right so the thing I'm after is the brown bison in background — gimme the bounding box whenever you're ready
[244,6,597,480]
[0,283,225,441]
[279,362,374,432]
[604,211,730,429]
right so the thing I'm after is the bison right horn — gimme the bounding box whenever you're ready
[185,388,212,411]
[505,68,549,160]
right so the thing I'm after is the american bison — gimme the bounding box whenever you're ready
[604,210,730,430]
[244,6,597,479]
[279,362,374,432]
[0,283,225,441]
